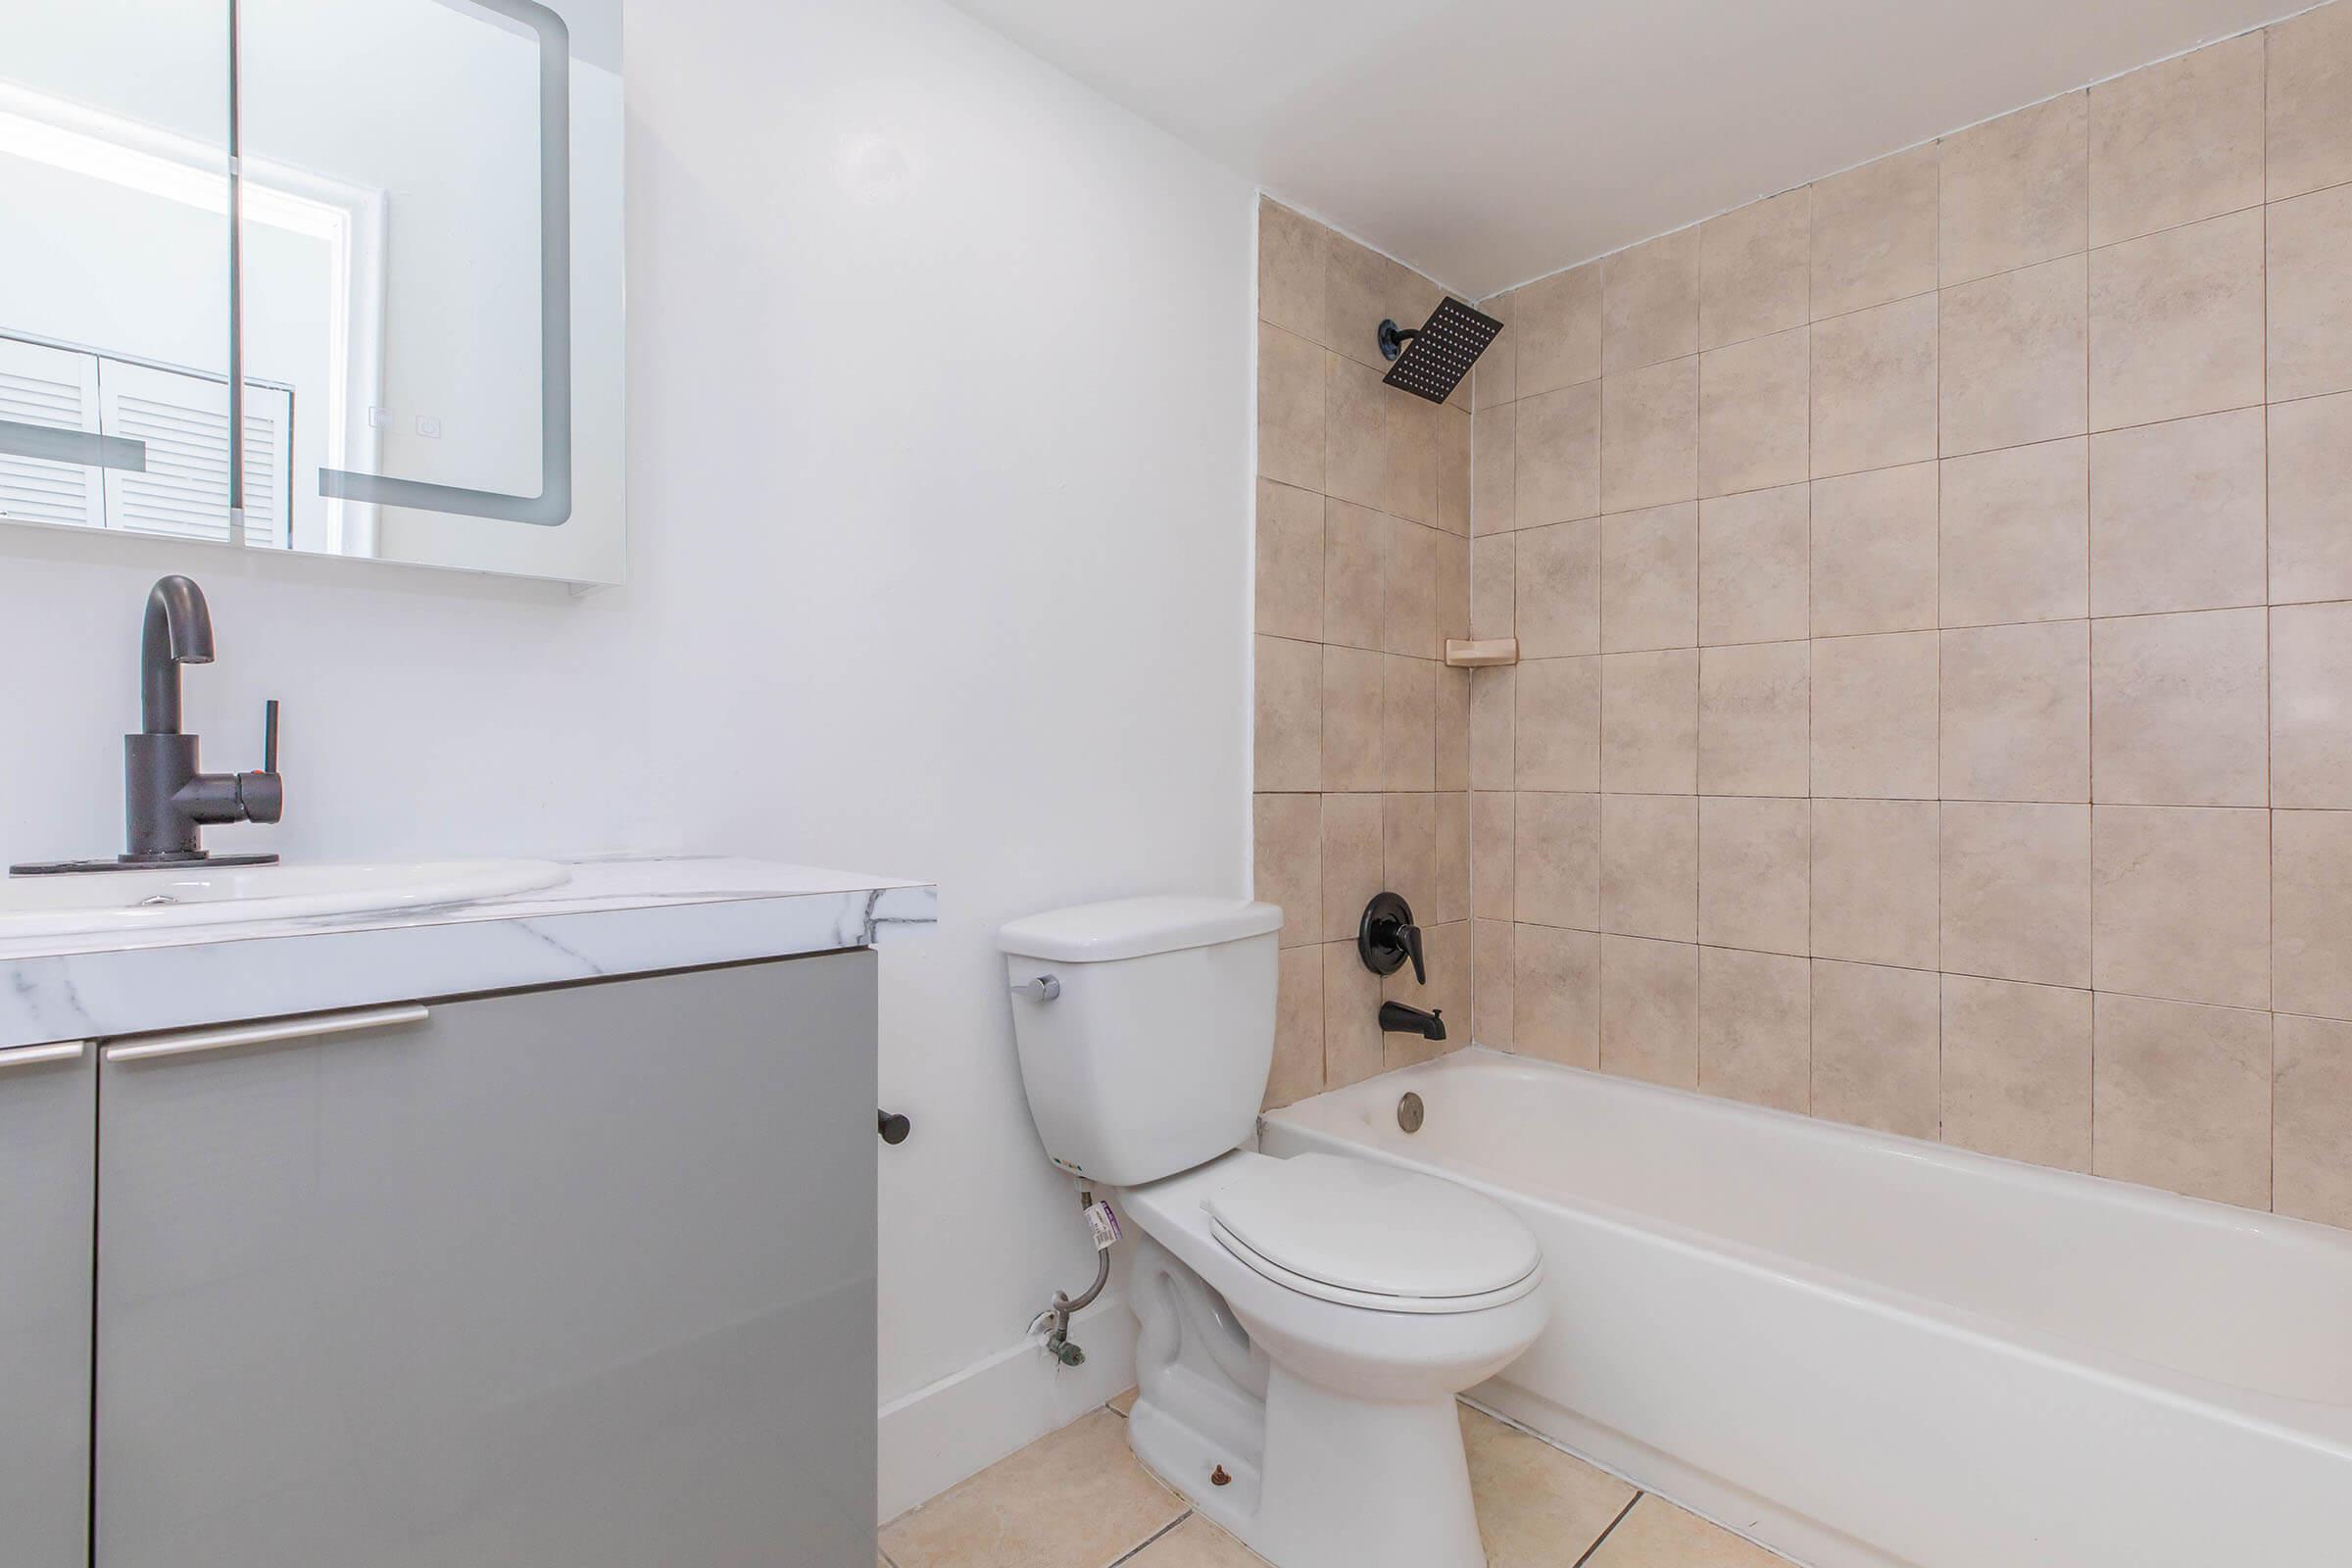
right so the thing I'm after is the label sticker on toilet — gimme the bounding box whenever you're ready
[1085,1200,1122,1251]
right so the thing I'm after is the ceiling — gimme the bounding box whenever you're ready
[947,0,2300,298]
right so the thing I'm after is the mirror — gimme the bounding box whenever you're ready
[240,0,623,581]
[0,0,234,544]
[0,0,623,586]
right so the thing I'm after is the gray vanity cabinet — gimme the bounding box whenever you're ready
[93,954,878,1568]
[0,1041,95,1568]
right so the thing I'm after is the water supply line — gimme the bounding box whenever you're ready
[1036,1185,1111,1367]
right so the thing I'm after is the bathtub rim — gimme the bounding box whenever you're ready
[1261,1048,2352,1447]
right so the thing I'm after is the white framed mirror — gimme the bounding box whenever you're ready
[0,0,624,587]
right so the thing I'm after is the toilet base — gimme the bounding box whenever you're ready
[1124,1229,1488,1568]
[1134,1371,1485,1568]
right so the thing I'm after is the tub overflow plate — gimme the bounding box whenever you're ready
[1397,1092,1424,1134]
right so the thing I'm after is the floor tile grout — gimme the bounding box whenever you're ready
[1571,1492,1646,1568]
[1104,1509,1194,1567]
[1458,1396,1643,1486]
[903,1391,1802,1568]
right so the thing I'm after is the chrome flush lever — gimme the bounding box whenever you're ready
[1009,975,1061,1003]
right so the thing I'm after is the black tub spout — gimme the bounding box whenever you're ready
[1378,1001,1446,1042]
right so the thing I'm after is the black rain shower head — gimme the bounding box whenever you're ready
[1378,296,1503,404]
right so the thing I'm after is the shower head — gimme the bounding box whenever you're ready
[1378,296,1503,404]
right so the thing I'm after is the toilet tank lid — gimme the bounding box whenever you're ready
[998,896,1283,962]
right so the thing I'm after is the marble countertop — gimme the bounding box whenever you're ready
[0,856,936,1052]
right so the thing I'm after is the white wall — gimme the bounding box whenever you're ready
[0,521,666,867]
[0,0,1255,1513]
[627,0,1254,1506]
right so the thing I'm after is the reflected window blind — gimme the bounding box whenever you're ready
[0,333,292,547]
[97,361,293,549]
[0,336,103,530]
[240,401,285,547]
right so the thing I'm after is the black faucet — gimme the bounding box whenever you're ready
[1378,1001,1447,1042]
[1360,891,1446,1041]
[121,576,284,865]
[12,577,286,876]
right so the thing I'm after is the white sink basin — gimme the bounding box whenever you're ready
[0,858,570,941]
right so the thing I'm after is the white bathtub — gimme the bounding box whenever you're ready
[1259,1048,2352,1568]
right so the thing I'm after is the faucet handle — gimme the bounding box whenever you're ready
[1400,919,1426,985]
[237,700,284,825]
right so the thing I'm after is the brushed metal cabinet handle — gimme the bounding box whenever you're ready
[0,1040,89,1071]
[105,1004,430,1063]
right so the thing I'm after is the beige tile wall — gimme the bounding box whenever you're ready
[1254,198,1474,1107]
[1463,3,2352,1230]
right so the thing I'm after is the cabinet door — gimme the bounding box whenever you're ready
[96,956,877,1568]
[0,1041,95,1568]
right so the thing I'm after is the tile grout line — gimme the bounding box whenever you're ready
[1932,220,1947,1139]
[1804,175,1820,1117]
[1328,590,2352,661]
[1570,1493,1646,1568]
[2082,221,2100,1163]
[1670,270,1710,1077]
[1503,896,2305,1028]
[1490,162,2352,368]
[2261,38,2278,1209]
[1478,370,2345,537]
[1424,786,2326,814]
[1103,1510,1195,1567]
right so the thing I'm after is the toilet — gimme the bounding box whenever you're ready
[999,896,1547,1568]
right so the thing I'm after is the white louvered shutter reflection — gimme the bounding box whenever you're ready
[0,336,104,531]
[98,361,231,541]
[95,362,293,547]
[238,384,292,550]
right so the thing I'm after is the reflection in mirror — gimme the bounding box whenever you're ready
[239,0,624,582]
[0,0,240,544]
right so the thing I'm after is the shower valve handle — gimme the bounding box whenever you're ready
[1356,891,1427,985]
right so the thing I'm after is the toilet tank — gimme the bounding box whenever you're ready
[998,896,1283,1187]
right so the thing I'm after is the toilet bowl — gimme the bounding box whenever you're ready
[1117,1151,1546,1568]
[997,896,1549,1568]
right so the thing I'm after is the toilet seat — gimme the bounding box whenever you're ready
[1204,1152,1541,1315]
[1208,1219,1543,1313]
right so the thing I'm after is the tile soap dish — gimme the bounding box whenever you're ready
[1445,638,1519,667]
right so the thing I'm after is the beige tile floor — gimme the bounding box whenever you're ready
[879,1394,1795,1568]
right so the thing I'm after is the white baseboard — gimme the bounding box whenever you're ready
[877,1290,1140,1524]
